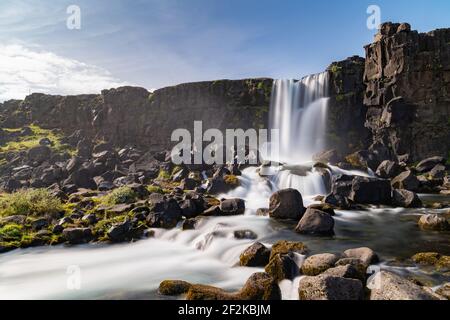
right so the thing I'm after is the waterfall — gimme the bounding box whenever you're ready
[269,73,329,163]
[265,73,330,196]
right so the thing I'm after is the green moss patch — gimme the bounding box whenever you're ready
[0,189,63,217]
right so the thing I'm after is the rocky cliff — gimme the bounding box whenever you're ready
[1,79,272,151]
[364,22,450,162]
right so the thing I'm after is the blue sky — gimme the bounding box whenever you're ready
[1,0,449,100]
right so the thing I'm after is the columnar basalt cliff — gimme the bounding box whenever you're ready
[1,79,272,151]
[364,22,450,162]
[326,56,370,154]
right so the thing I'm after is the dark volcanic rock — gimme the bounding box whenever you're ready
[391,171,420,192]
[392,189,422,208]
[295,208,335,236]
[219,198,245,215]
[349,176,392,205]
[239,242,271,267]
[62,228,93,244]
[269,188,305,220]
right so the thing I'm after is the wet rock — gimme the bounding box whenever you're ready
[331,174,354,198]
[343,247,379,267]
[298,274,364,300]
[147,198,182,229]
[185,284,235,300]
[219,198,245,215]
[265,253,299,281]
[239,242,271,267]
[322,264,362,280]
[179,199,199,218]
[392,189,422,208]
[159,280,192,296]
[418,214,450,231]
[391,171,420,192]
[269,188,305,220]
[301,253,340,276]
[295,208,335,236]
[436,283,450,300]
[238,272,281,300]
[307,203,335,216]
[429,164,446,180]
[368,271,439,300]
[412,252,441,265]
[256,208,269,216]
[376,160,402,178]
[324,193,350,209]
[416,156,445,173]
[182,217,201,230]
[334,258,368,280]
[349,176,392,205]
[270,240,309,259]
[234,230,257,240]
[62,228,93,244]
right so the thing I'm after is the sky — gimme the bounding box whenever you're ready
[0,0,449,101]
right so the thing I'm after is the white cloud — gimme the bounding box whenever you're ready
[0,43,130,102]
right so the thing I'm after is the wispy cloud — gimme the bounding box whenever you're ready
[0,43,130,102]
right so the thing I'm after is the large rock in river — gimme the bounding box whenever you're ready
[391,171,420,192]
[298,274,364,300]
[349,176,392,205]
[392,189,422,208]
[418,214,450,231]
[269,188,305,220]
[416,156,445,173]
[301,253,340,276]
[239,242,271,267]
[368,271,439,300]
[295,208,335,236]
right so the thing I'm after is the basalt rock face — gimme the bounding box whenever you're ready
[0,79,273,151]
[364,22,450,162]
[326,56,371,154]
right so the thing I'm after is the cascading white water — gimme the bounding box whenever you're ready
[0,73,334,300]
[269,74,329,163]
[266,73,330,196]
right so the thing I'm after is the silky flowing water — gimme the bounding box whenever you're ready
[1,75,449,299]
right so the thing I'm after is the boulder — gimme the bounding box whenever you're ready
[159,280,192,296]
[295,208,335,236]
[416,156,445,173]
[147,198,182,229]
[376,160,402,178]
[180,178,199,190]
[62,228,93,244]
[418,214,450,231]
[330,174,353,198]
[301,253,340,276]
[322,264,362,280]
[298,274,364,300]
[429,164,446,180]
[238,272,281,300]
[31,218,49,231]
[269,240,309,260]
[343,247,379,267]
[107,219,131,242]
[27,145,51,163]
[412,252,441,265]
[239,242,271,267]
[269,188,305,220]
[391,171,420,192]
[219,198,245,215]
[349,176,392,205]
[234,230,257,240]
[368,271,439,300]
[392,189,422,208]
[265,253,299,281]
[436,283,450,300]
[67,168,97,190]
